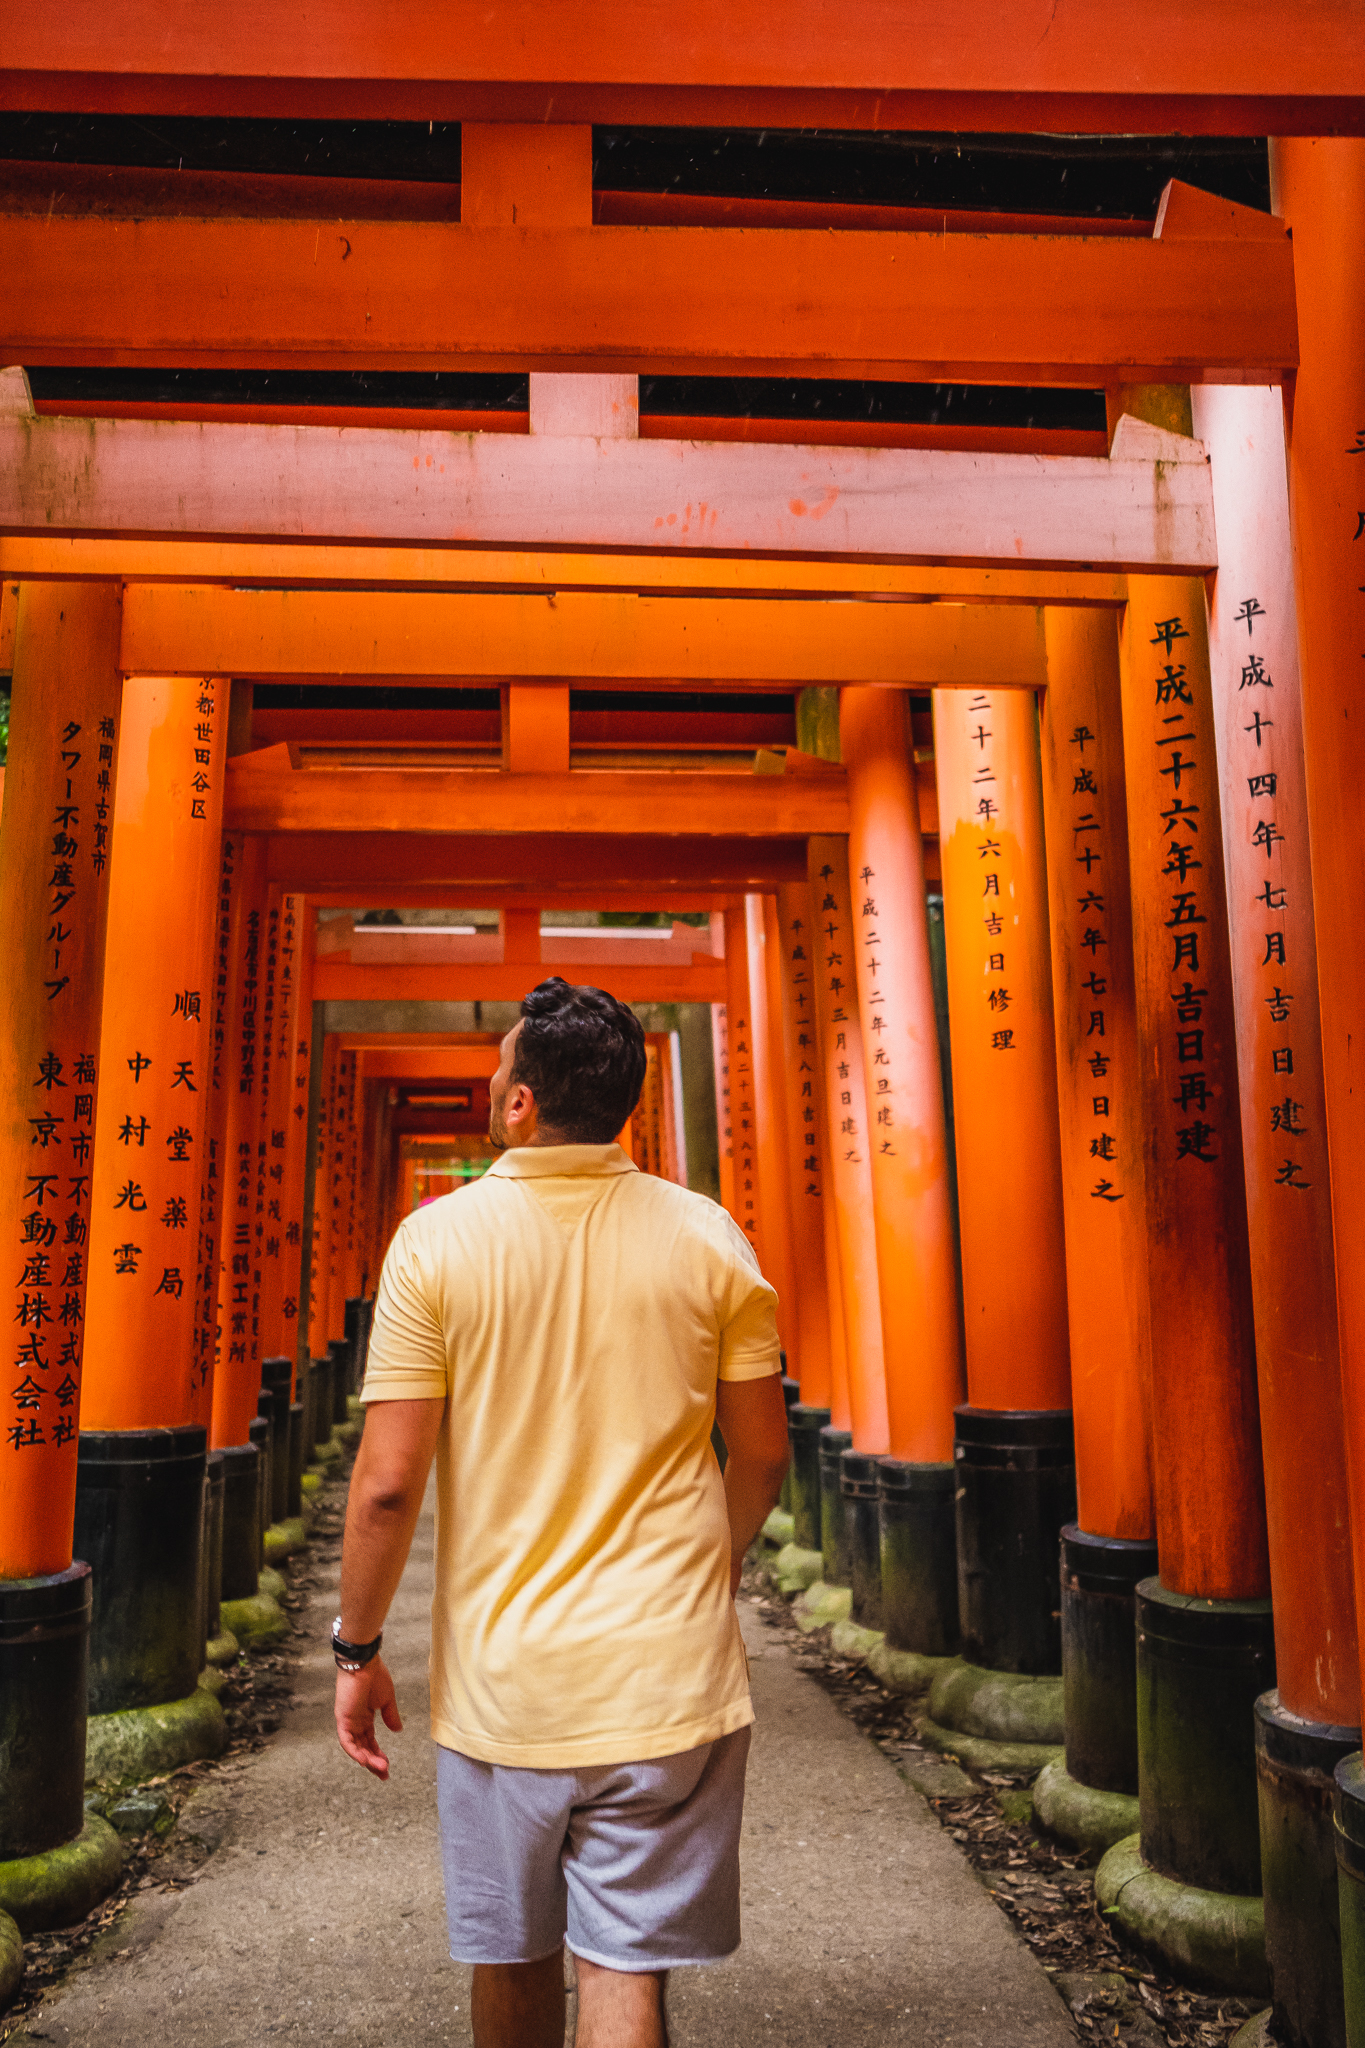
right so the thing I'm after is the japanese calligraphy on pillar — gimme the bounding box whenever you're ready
[250,899,280,1364]
[1040,610,1153,1538]
[83,676,229,1429]
[710,1002,735,1217]
[780,906,821,1197]
[2,614,121,1494]
[227,895,262,1377]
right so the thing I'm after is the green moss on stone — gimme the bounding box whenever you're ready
[333,1420,362,1446]
[761,1509,795,1549]
[85,1690,227,1791]
[300,1471,322,1496]
[918,1713,1062,1779]
[830,1618,885,1660]
[1033,1757,1141,1862]
[204,1630,239,1668]
[0,1910,21,2006]
[258,1567,287,1602]
[1095,1834,1268,1998]
[1340,1864,1365,2048]
[930,1662,1066,1745]
[0,1817,123,1935]
[197,1665,228,1698]
[263,1517,308,1563]
[867,1642,958,1695]
[772,1542,823,1594]
[219,1590,288,1648]
[312,1439,342,1466]
[792,1581,852,1634]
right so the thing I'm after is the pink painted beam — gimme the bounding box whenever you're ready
[0,391,1216,574]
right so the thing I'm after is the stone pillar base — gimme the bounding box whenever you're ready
[1095,1835,1268,1998]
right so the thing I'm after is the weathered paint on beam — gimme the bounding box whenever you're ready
[1,0,1362,132]
[226,763,850,837]
[123,586,1046,688]
[0,535,1129,608]
[0,402,1215,574]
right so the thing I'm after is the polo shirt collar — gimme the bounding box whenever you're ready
[486,1143,638,1179]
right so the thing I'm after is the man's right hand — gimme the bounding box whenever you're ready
[335,1656,403,1778]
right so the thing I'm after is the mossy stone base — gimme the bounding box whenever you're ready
[918,1714,1062,1778]
[831,1618,885,1660]
[333,1420,362,1447]
[761,1508,795,1549]
[204,1630,239,1667]
[930,1661,1065,1745]
[312,1439,342,1467]
[1095,1834,1268,1997]
[0,1817,123,1934]
[346,1395,364,1422]
[263,1517,307,1563]
[85,1688,227,1791]
[300,1471,322,1496]
[258,1566,287,1602]
[1228,2012,1273,2047]
[197,1664,228,1698]
[0,1909,21,2006]
[219,1590,288,1648]
[867,1640,958,1695]
[792,1581,852,1634]
[772,1543,824,1594]
[1033,1757,1141,1861]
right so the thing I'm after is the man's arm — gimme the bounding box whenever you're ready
[715,1375,792,1595]
[334,1397,445,1779]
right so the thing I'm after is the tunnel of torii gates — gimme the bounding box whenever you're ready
[0,43,1365,2040]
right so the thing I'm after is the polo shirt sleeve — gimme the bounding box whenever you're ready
[360,1218,450,1404]
[716,1212,784,1384]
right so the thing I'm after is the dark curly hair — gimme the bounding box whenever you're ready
[510,978,648,1143]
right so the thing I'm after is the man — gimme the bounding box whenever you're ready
[334,977,790,2048]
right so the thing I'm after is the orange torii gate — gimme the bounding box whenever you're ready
[1,67,1362,2030]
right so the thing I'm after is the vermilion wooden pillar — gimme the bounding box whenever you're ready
[722,907,766,1270]
[842,685,965,1655]
[771,886,834,1409]
[1113,431,1273,1914]
[1215,157,1365,2030]
[307,1032,339,1364]
[278,901,316,1378]
[256,891,300,1362]
[78,673,229,1726]
[746,893,799,1367]
[1195,378,1360,2045]
[211,835,269,1450]
[190,830,240,1430]
[808,833,889,1616]
[0,583,122,1864]
[1038,606,1157,1803]
[935,685,1073,1675]
[83,677,229,1430]
[841,689,962,1457]
[710,1001,736,1216]
[0,586,122,1578]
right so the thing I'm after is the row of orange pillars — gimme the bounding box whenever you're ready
[0,602,1354,2044]
[2,431,1365,2048]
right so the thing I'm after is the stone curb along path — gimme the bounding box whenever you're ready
[12,1492,1076,2046]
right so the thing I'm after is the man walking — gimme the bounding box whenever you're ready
[334,977,790,2048]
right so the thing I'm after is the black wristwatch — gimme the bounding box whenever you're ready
[332,1615,383,1673]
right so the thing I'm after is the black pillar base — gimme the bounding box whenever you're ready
[1255,1692,1358,2048]
[1062,1524,1158,1794]
[287,1402,305,1518]
[878,1461,959,1657]
[219,1442,262,1601]
[953,1406,1075,1674]
[74,1426,207,1715]
[0,1564,91,1860]
[788,1405,830,1554]
[248,1415,271,1541]
[1136,1576,1275,1896]
[310,1356,333,1452]
[328,1337,351,1424]
[1333,1755,1365,2048]
[778,1376,800,1514]
[261,1358,293,1523]
[344,1298,367,1395]
[840,1450,883,1629]
[818,1426,853,1587]
[204,1450,225,1642]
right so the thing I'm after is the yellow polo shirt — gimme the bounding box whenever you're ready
[361,1143,782,1768]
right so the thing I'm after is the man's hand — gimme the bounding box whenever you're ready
[335,1656,403,1779]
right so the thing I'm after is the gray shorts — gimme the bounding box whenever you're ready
[436,1727,751,1972]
